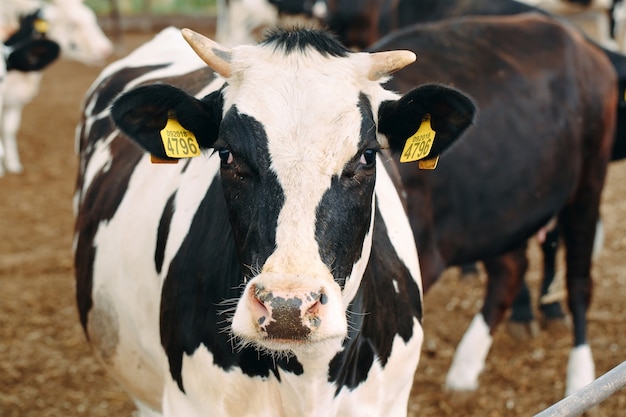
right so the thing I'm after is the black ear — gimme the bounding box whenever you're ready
[6,39,60,71]
[378,84,476,157]
[111,84,223,160]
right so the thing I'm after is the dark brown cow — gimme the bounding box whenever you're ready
[325,0,626,337]
[324,0,541,50]
[326,0,626,387]
[369,13,616,397]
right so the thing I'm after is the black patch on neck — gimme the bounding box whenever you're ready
[328,203,422,392]
[261,28,349,57]
[160,177,301,393]
[155,192,176,274]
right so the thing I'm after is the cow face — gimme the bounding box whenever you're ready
[112,28,474,357]
[42,0,113,65]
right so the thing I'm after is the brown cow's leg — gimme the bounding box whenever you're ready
[445,246,527,392]
[559,200,601,395]
[508,227,567,340]
[481,246,529,330]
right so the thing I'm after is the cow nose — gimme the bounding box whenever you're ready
[251,284,326,340]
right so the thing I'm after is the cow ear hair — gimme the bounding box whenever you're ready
[378,84,476,157]
[111,84,222,160]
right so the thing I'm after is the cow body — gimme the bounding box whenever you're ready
[74,27,475,416]
[325,0,620,52]
[325,0,541,50]
[369,14,616,395]
[343,0,626,344]
[1,0,112,175]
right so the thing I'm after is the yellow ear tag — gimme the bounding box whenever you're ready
[400,114,436,163]
[418,156,439,170]
[34,19,48,34]
[160,117,201,159]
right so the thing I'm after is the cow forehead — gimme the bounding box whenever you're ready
[223,44,380,176]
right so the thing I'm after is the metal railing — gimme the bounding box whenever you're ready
[534,361,626,417]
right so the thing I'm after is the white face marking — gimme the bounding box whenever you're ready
[224,43,401,352]
[223,44,381,279]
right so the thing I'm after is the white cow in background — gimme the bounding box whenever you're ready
[1,11,61,172]
[0,0,113,176]
[520,0,619,50]
[215,0,327,46]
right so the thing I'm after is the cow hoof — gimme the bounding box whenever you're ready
[506,320,540,340]
[444,389,475,407]
[5,162,23,174]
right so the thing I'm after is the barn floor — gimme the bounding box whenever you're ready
[0,31,624,417]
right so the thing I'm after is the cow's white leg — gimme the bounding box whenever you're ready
[566,344,595,396]
[445,313,493,391]
[1,104,25,173]
[0,138,5,177]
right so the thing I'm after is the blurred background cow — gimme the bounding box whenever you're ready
[0,0,113,175]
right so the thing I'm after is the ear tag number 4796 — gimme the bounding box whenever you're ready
[160,118,201,158]
[400,114,435,163]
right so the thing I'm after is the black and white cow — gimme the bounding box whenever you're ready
[1,0,113,175]
[74,27,475,416]
[1,12,60,176]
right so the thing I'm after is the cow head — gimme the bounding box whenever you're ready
[42,0,113,65]
[111,28,474,357]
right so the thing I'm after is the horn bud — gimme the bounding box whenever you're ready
[181,28,233,78]
[368,50,416,80]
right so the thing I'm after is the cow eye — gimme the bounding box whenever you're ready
[359,149,376,168]
[218,149,233,165]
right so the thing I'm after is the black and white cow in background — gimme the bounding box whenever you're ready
[1,11,60,177]
[74,27,475,416]
[215,0,327,46]
[1,0,113,176]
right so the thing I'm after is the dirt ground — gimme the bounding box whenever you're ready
[0,31,624,417]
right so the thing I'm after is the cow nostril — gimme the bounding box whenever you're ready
[319,292,328,305]
[250,285,270,323]
[306,300,320,317]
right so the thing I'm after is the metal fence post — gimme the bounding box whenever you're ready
[534,361,626,417]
